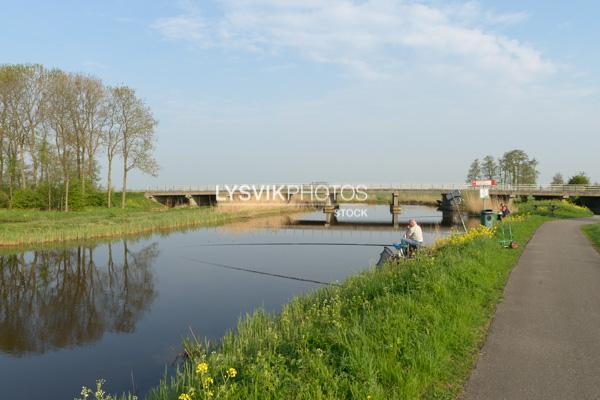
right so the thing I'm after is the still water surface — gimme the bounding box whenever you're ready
[0,205,463,399]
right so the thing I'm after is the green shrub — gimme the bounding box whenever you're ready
[12,188,46,209]
[85,186,108,208]
[0,191,9,208]
[64,180,107,210]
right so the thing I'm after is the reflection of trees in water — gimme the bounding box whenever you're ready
[0,241,158,355]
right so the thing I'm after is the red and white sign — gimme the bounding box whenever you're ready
[471,179,496,187]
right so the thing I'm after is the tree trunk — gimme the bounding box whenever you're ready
[77,147,85,197]
[46,166,51,210]
[8,173,13,209]
[81,170,86,198]
[64,172,70,212]
[0,138,4,187]
[107,155,113,208]
[121,162,127,209]
[31,154,38,188]
[47,179,51,210]
[19,143,26,189]
[8,147,16,208]
[87,153,94,191]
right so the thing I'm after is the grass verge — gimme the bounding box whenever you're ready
[111,216,544,400]
[582,223,600,252]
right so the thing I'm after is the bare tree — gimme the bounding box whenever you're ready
[0,65,27,204]
[19,65,46,187]
[112,86,158,209]
[551,173,564,185]
[466,159,481,183]
[102,87,122,208]
[81,76,105,194]
[68,74,105,196]
[46,70,76,211]
[480,155,497,180]
[0,68,8,189]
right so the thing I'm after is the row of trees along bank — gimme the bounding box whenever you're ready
[0,64,158,211]
[466,149,539,184]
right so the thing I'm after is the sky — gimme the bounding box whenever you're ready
[1,0,599,188]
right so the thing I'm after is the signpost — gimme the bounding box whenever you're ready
[471,179,496,187]
[472,179,497,211]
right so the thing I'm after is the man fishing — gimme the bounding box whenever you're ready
[376,219,424,266]
[394,218,423,253]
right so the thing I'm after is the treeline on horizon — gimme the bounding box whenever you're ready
[0,63,158,211]
[466,149,540,185]
[466,149,594,186]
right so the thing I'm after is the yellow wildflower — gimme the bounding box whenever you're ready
[178,394,192,400]
[227,367,237,378]
[203,376,214,386]
[196,362,208,375]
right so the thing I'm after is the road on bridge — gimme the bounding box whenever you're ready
[463,217,600,400]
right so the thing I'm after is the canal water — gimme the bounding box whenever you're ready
[0,204,466,399]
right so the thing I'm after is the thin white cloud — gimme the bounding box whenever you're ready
[152,14,210,45]
[486,11,529,26]
[447,1,529,26]
[151,0,554,82]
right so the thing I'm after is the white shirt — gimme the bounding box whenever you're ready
[405,224,424,243]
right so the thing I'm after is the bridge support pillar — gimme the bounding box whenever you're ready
[390,192,402,227]
[323,193,338,226]
[186,194,198,207]
[441,210,463,227]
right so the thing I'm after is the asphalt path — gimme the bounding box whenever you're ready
[463,217,600,400]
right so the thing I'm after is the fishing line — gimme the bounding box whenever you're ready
[181,256,339,286]
[184,242,391,248]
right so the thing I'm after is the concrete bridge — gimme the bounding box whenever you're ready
[145,184,600,202]
[144,184,600,217]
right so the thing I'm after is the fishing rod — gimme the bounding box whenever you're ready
[181,256,339,286]
[185,242,391,248]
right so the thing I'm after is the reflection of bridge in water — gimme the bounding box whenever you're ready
[215,212,478,237]
[288,219,456,230]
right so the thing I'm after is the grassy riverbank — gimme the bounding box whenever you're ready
[0,200,301,248]
[110,216,539,400]
[517,199,593,218]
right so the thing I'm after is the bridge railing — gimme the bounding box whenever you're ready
[490,184,600,193]
[144,185,219,192]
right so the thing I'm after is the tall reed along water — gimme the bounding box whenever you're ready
[0,204,468,399]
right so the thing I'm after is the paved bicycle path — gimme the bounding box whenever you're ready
[463,217,600,400]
